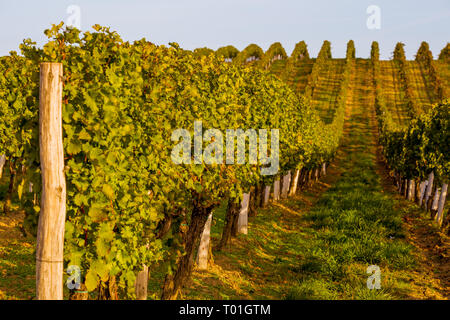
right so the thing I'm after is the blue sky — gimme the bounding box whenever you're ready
[0,0,449,59]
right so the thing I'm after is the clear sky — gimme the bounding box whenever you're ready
[0,0,449,59]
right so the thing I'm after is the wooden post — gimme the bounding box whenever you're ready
[135,242,150,300]
[419,181,428,207]
[135,265,149,300]
[0,154,5,179]
[36,63,66,300]
[436,184,448,227]
[424,172,434,211]
[289,169,300,196]
[431,188,440,211]
[281,171,291,199]
[407,180,413,200]
[321,163,326,176]
[263,186,271,207]
[273,179,280,201]
[314,168,319,182]
[237,193,250,234]
[197,213,213,270]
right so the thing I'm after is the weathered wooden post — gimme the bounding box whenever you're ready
[321,163,326,176]
[281,171,291,199]
[431,188,440,212]
[0,154,5,179]
[135,240,150,300]
[418,181,427,206]
[237,193,250,234]
[436,184,448,227]
[273,179,280,201]
[263,185,271,207]
[289,169,300,196]
[135,265,149,300]
[197,213,213,270]
[407,180,414,201]
[36,63,66,300]
[424,172,434,211]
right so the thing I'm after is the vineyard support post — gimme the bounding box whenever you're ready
[289,169,300,196]
[135,265,148,300]
[36,62,66,300]
[263,186,270,207]
[0,154,5,179]
[436,184,448,227]
[197,213,213,269]
[237,193,250,234]
[419,181,428,207]
[281,171,291,198]
[431,188,440,212]
[321,163,326,176]
[273,179,280,201]
[407,180,414,200]
[424,172,434,210]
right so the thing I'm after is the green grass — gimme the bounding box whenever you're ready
[0,239,35,299]
[282,79,417,299]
